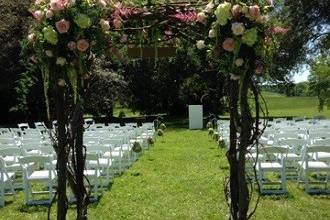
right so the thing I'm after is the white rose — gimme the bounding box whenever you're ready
[231,22,245,35]
[97,0,107,7]
[205,2,215,13]
[56,57,67,66]
[196,40,206,49]
[208,29,216,38]
[230,73,240,81]
[256,15,269,24]
[99,19,110,31]
[197,12,206,22]
[235,58,244,67]
[45,50,53,57]
[45,10,54,19]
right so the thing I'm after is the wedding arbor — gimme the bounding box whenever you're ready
[23,0,288,219]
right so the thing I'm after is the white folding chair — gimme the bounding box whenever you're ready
[86,145,113,187]
[18,123,30,131]
[19,155,56,205]
[277,138,307,179]
[0,157,16,207]
[257,146,288,194]
[84,153,101,201]
[298,144,330,194]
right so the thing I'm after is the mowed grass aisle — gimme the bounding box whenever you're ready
[0,126,329,219]
[88,128,226,219]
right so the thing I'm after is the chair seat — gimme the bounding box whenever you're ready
[26,150,41,155]
[315,152,330,161]
[121,144,131,151]
[0,172,15,182]
[88,158,112,167]
[103,151,123,158]
[298,161,330,170]
[84,170,100,177]
[259,162,282,170]
[6,163,21,171]
[246,153,264,160]
[4,156,19,163]
[276,153,300,160]
[28,170,56,181]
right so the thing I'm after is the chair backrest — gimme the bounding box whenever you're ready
[18,123,30,130]
[277,138,307,148]
[258,146,289,155]
[99,138,123,147]
[309,131,330,140]
[86,145,109,154]
[19,155,53,165]
[306,145,330,153]
[311,138,330,146]
[0,147,24,157]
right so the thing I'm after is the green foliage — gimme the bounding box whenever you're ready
[123,41,225,116]
[132,141,142,153]
[157,128,164,136]
[0,0,32,122]
[84,58,129,117]
[270,0,330,80]
[308,55,330,111]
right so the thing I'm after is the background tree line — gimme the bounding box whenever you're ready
[0,0,329,124]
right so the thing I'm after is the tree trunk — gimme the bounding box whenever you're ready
[227,79,239,220]
[56,85,68,220]
[238,72,253,220]
[71,102,89,220]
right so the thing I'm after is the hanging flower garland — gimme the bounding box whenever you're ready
[26,0,110,99]
[196,0,289,79]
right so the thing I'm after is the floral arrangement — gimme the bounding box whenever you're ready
[25,0,110,91]
[195,0,289,79]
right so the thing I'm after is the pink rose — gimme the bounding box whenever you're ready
[50,0,67,11]
[113,17,122,29]
[55,19,70,34]
[270,26,291,35]
[67,41,76,50]
[222,38,235,52]
[33,10,44,21]
[77,39,89,52]
[231,4,241,17]
[249,5,260,19]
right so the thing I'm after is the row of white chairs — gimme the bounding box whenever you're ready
[0,122,156,207]
[216,118,330,194]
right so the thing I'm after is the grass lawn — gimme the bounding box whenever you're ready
[0,121,329,219]
[263,92,330,118]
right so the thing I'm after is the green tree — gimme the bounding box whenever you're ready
[270,0,329,81]
[309,55,330,110]
[0,0,31,123]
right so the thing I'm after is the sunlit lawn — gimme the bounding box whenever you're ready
[0,120,329,219]
[263,92,330,118]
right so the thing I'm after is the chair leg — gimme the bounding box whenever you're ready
[0,182,4,207]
